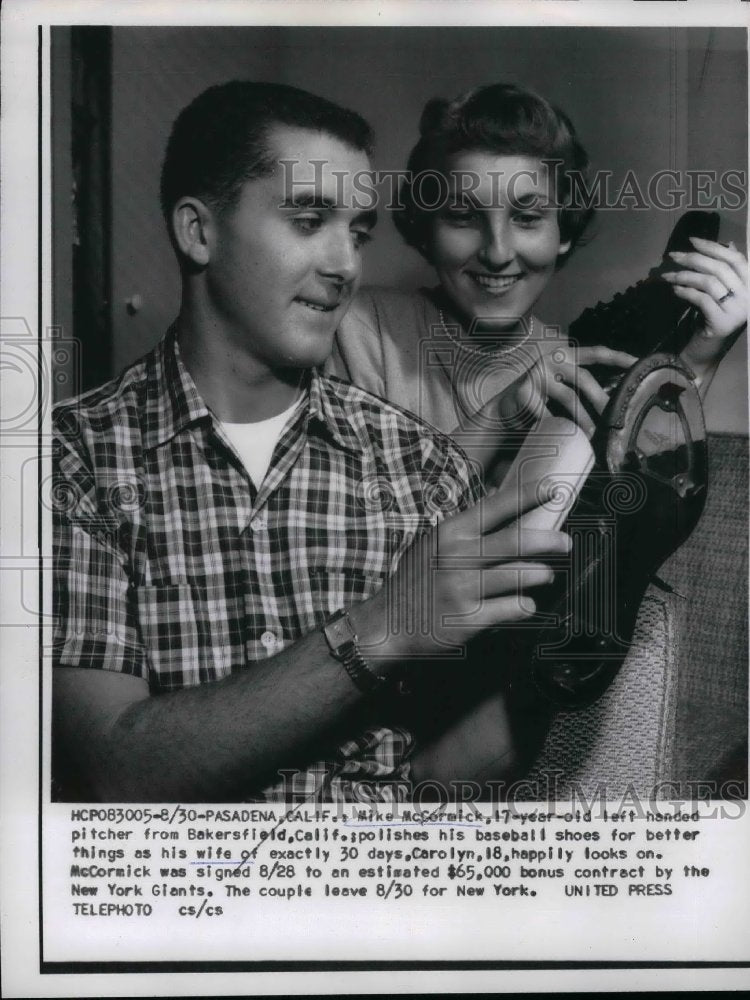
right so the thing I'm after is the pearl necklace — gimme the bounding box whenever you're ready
[438,308,534,357]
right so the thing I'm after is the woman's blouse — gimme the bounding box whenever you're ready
[327,286,565,435]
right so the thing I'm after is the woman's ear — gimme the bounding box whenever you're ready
[557,238,572,258]
[171,197,212,267]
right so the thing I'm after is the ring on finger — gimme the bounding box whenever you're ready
[718,288,735,304]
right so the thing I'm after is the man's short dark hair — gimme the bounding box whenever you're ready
[160,80,375,224]
[393,82,594,267]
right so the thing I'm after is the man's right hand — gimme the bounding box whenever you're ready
[352,480,571,665]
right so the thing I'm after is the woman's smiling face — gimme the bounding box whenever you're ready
[428,152,571,330]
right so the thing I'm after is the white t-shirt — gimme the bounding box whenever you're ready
[220,395,305,490]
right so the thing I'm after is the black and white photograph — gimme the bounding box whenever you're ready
[49,16,748,805]
[1,1,749,995]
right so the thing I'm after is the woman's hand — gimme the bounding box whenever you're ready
[506,344,638,438]
[662,236,748,387]
[455,343,636,487]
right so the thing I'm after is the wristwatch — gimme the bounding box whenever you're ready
[322,608,385,694]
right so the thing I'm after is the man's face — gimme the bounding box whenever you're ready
[205,125,374,372]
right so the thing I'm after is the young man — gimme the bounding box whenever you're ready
[52,81,569,802]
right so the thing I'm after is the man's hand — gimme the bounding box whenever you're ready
[353,478,571,664]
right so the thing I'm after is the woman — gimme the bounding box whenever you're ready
[327,83,748,790]
[329,83,747,459]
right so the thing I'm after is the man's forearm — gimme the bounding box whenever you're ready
[56,593,401,802]
[56,482,567,801]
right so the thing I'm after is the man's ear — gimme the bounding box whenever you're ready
[171,197,213,267]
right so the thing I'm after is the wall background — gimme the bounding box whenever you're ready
[53,25,748,430]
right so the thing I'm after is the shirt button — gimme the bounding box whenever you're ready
[260,631,277,650]
[250,515,267,531]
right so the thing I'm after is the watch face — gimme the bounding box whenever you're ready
[324,611,356,651]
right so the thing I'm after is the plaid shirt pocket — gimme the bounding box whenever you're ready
[136,585,246,691]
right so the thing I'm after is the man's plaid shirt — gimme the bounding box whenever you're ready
[53,329,482,801]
